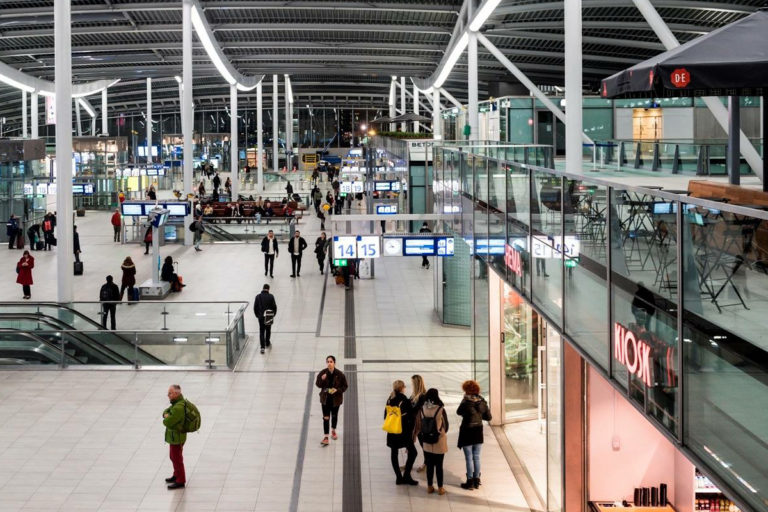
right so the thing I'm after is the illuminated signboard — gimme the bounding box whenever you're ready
[351,181,364,193]
[333,235,357,258]
[340,182,352,194]
[356,236,380,258]
[505,244,522,277]
[436,237,454,256]
[376,204,397,215]
[613,322,652,387]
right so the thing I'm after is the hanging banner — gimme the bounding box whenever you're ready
[45,95,55,125]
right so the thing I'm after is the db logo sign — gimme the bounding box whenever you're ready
[671,68,690,88]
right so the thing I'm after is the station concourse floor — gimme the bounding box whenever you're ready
[0,209,531,512]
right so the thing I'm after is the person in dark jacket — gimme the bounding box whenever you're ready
[260,230,278,278]
[314,232,329,274]
[143,226,152,255]
[212,172,221,192]
[385,380,418,486]
[6,214,20,249]
[99,275,121,330]
[419,222,431,269]
[161,256,182,291]
[413,388,449,495]
[16,250,34,299]
[42,212,56,251]
[457,380,491,490]
[27,223,40,250]
[285,181,293,196]
[120,256,137,301]
[163,384,187,489]
[73,225,81,263]
[287,230,307,277]
[253,283,277,354]
[315,355,348,446]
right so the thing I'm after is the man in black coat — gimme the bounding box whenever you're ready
[99,275,121,330]
[260,230,279,278]
[287,230,308,277]
[253,284,277,354]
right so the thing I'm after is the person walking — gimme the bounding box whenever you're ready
[410,375,428,473]
[385,380,418,486]
[253,283,277,354]
[111,208,122,242]
[6,214,20,249]
[191,216,205,252]
[73,225,81,263]
[224,177,232,196]
[120,257,137,301]
[16,250,34,299]
[457,380,491,490]
[42,213,56,251]
[261,230,278,278]
[288,230,307,277]
[99,275,121,330]
[285,180,293,197]
[419,222,431,269]
[315,355,348,446]
[314,232,329,274]
[212,172,221,192]
[162,384,187,489]
[143,226,152,255]
[414,388,449,496]
[312,186,323,214]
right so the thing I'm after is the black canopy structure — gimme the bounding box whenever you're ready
[370,116,394,124]
[390,113,433,123]
[601,9,768,99]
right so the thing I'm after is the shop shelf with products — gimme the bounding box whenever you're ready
[693,469,742,512]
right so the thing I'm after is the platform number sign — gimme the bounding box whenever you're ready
[356,236,380,259]
[333,236,357,259]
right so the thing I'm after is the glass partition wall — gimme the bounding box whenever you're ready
[434,144,768,512]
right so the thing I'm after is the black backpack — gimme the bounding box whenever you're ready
[99,284,111,302]
[419,407,442,444]
[189,222,197,232]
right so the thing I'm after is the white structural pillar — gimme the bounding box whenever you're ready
[146,78,152,164]
[31,92,38,139]
[468,3,479,141]
[21,92,27,137]
[632,0,762,180]
[230,84,239,198]
[74,99,82,136]
[389,77,397,132]
[272,74,278,172]
[284,76,291,171]
[182,0,194,245]
[257,81,263,188]
[400,76,406,131]
[55,0,73,302]
[433,88,442,140]
[564,0,583,172]
[101,88,108,135]
[413,84,420,133]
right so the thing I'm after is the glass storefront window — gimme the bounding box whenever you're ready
[531,171,563,326]
[546,324,562,512]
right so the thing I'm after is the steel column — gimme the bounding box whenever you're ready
[230,83,239,198]
[74,99,82,136]
[101,88,108,135]
[273,74,278,172]
[21,91,27,137]
[728,96,740,185]
[432,88,442,140]
[30,92,38,139]
[400,76,407,131]
[182,0,194,245]
[146,78,152,164]
[564,0,583,172]
[389,77,396,132]
[55,0,74,302]
[284,76,291,171]
[468,36,479,140]
[413,84,420,133]
[257,81,263,189]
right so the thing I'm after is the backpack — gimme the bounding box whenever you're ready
[99,285,111,302]
[182,399,201,433]
[467,398,491,427]
[419,407,442,444]
[189,222,197,232]
[382,404,403,434]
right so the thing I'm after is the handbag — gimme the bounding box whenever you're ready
[263,309,275,326]
[382,404,403,434]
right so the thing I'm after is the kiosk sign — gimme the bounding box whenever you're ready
[613,322,652,387]
[671,68,690,88]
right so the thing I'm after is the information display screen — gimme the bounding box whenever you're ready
[375,182,391,191]
[403,238,436,256]
[122,203,144,216]
[376,204,397,215]
[436,237,454,256]
[83,183,94,195]
[166,203,188,217]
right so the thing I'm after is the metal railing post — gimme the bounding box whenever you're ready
[162,305,168,330]
[134,332,140,369]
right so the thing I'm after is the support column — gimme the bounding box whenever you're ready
[284,77,291,171]
[91,114,96,136]
[564,0,583,172]
[413,84,420,133]
[728,96,741,186]
[55,0,73,302]
[273,74,278,172]
[21,91,27,138]
[101,88,108,135]
[74,99,82,137]
[230,84,239,199]
[764,94,767,192]
[30,92,38,139]
[432,88,442,140]
[400,76,406,131]
[182,0,194,245]
[146,77,152,164]
[468,21,479,141]
[257,81,263,189]
[389,77,397,132]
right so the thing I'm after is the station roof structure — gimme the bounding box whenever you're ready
[0,0,764,118]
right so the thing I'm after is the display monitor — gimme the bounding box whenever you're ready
[436,237,455,256]
[376,204,398,215]
[146,168,158,176]
[391,181,401,191]
[375,182,391,191]
[166,203,188,217]
[122,203,144,216]
[403,238,436,256]
[72,184,84,195]
[83,183,94,195]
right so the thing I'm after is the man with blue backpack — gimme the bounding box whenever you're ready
[162,384,201,489]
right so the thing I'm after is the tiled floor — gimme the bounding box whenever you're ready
[0,207,531,511]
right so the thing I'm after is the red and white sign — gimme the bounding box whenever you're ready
[670,68,691,88]
[614,322,652,387]
[505,244,522,277]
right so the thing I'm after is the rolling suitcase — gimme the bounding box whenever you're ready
[73,261,83,275]
[132,288,140,301]
[35,240,44,251]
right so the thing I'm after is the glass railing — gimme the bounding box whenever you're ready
[0,301,249,369]
[434,143,768,512]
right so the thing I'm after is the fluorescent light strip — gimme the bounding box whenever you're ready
[469,0,502,32]
[191,6,236,86]
[434,32,468,88]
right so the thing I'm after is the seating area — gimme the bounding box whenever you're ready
[195,198,307,223]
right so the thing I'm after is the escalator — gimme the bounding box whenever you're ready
[204,222,240,241]
[0,310,164,366]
